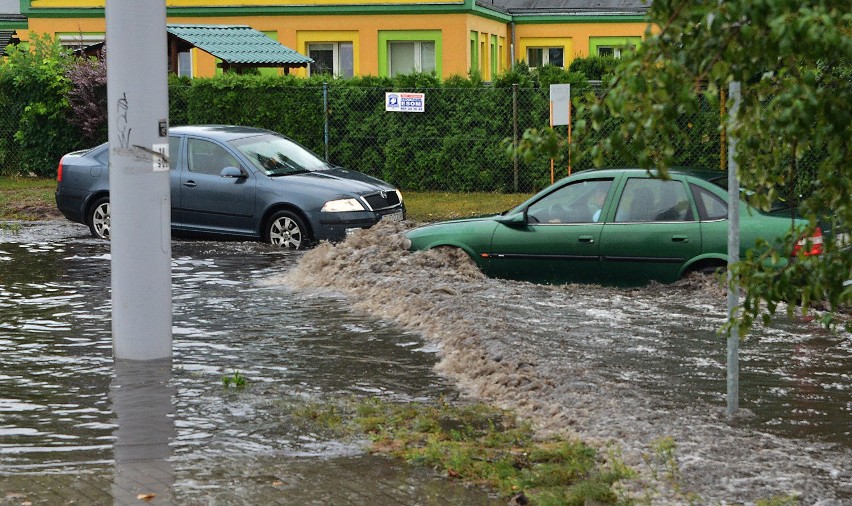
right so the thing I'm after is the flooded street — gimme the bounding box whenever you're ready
[1,221,498,505]
[1,220,850,504]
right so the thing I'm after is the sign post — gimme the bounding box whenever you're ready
[549,84,571,183]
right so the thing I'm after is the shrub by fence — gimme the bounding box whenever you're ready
[0,53,813,195]
[167,76,725,193]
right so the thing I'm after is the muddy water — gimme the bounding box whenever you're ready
[275,221,852,505]
[1,222,499,504]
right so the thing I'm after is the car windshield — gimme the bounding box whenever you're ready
[230,134,331,176]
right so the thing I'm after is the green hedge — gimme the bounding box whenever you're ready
[0,45,728,191]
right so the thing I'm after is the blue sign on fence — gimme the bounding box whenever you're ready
[385,92,426,113]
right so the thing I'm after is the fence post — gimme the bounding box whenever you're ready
[726,81,742,416]
[512,83,519,193]
[323,81,330,162]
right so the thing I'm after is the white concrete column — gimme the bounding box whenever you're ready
[106,0,172,360]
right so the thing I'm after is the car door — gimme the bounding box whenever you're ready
[598,177,701,285]
[179,137,257,235]
[485,178,615,284]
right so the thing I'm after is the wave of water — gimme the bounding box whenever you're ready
[271,221,852,504]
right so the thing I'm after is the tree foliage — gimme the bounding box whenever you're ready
[575,0,850,330]
[0,34,81,176]
[65,50,107,145]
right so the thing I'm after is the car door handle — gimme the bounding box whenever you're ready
[578,235,595,243]
[183,181,197,188]
[672,235,689,243]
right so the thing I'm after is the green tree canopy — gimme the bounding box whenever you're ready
[574,0,850,330]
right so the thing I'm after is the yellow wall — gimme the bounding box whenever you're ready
[513,22,648,64]
[23,10,648,78]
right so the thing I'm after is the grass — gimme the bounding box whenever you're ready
[291,398,634,505]
[0,176,60,221]
[403,191,531,222]
[0,176,532,223]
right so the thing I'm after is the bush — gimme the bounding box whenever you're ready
[0,44,741,193]
[0,34,81,177]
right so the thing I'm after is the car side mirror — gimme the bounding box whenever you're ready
[495,212,527,228]
[220,166,246,179]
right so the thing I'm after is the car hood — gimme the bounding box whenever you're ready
[273,167,395,196]
[318,167,395,189]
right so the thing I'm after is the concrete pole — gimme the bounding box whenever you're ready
[106,0,172,360]
[726,81,741,415]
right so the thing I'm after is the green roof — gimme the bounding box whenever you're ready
[167,24,312,66]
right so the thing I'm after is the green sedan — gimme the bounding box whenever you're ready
[405,168,816,286]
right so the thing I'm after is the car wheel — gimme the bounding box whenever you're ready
[88,197,111,240]
[266,210,310,249]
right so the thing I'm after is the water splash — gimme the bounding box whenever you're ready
[271,221,852,504]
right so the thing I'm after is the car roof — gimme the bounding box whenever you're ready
[572,167,726,182]
[169,124,277,142]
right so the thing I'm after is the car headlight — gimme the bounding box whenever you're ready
[321,198,366,212]
[395,189,404,204]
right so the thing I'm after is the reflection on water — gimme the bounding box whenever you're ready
[111,358,175,503]
[0,230,468,502]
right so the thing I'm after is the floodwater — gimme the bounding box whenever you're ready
[0,221,499,505]
[1,220,850,504]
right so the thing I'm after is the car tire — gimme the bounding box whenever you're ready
[88,197,111,240]
[265,210,310,249]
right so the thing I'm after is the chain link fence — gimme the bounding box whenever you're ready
[1,82,750,193]
[169,83,728,194]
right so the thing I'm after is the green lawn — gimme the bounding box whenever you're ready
[402,191,531,222]
[0,177,59,221]
[0,176,532,223]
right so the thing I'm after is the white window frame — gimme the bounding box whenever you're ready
[388,40,435,76]
[597,45,636,58]
[526,46,564,69]
[307,42,354,78]
[58,34,104,51]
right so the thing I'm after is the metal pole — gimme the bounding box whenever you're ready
[726,81,741,415]
[106,0,172,360]
[323,81,330,162]
[512,83,518,192]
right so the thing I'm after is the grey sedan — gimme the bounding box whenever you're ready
[55,125,405,249]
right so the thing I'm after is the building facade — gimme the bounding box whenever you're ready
[8,0,651,79]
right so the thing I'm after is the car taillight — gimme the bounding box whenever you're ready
[57,159,63,182]
[793,227,823,256]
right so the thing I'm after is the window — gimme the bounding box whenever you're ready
[389,41,435,76]
[615,179,693,223]
[490,35,498,78]
[527,179,613,224]
[527,47,564,68]
[168,136,182,170]
[58,33,104,51]
[690,184,727,220]
[177,51,192,78]
[308,42,353,78]
[596,45,636,58]
[590,37,641,59]
[187,139,240,176]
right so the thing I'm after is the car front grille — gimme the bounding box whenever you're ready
[362,190,401,211]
